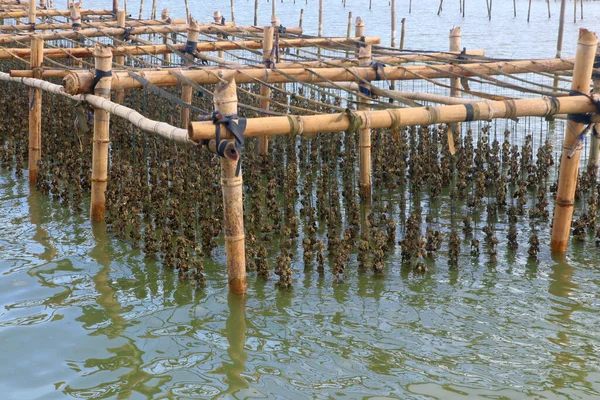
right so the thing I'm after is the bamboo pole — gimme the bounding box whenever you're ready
[138,0,144,19]
[390,0,396,92]
[12,50,486,79]
[0,8,112,18]
[547,0,551,18]
[212,76,246,295]
[551,29,597,252]
[188,94,599,141]
[318,0,323,37]
[590,44,600,168]
[258,26,274,156]
[573,0,576,23]
[449,26,461,150]
[355,17,371,199]
[527,0,532,22]
[0,17,188,32]
[90,45,112,222]
[27,0,35,26]
[553,0,567,91]
[28,37,43,185]
[62,57,574,95]
[214,11,224,60]
[16,35,378,61]
[180,17,199,129]
[112,0,118,14]
[230,0,235,24]
[253,0,258,26]
[114,10,125,104]
[161,8,171,65]
[513,0,516,17]
[400,17,406,50]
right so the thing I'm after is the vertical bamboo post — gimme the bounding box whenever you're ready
[437,0,443,16]
[161,8,171,65]
[214,76,246,295]
[356,17,371,200]
[391,0,396,91]
[138,0,144,19]
[547,0,551,18]
[258,26,274,157]
[28,0,36,27]
[462,0,465,17]
[573,0,576,23]
[114,10,125,104]
[230,0,235,24]
[513,0,516,17]
[553,0,567,90]
[449,26,461,146]
[184,0,189,22]
[150,0,156,19]
[527,0,532,22]
[180,18,199,129]
[345,11,352,58]
[69,2,82,68]
[400,17,406,50]
[28,37,43,185]
[590,43,600,168]
[299,9,303,30]
[254,0,258,26]
[270,0,278,27]
[90,45,112,222]
[580,0,583,20]
[214,11,224,59]
[318,0,323,37]
[112,0,118,14]
[409,0,412,13]
[551,29,597,253]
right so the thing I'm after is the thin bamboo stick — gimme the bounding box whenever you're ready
[214,11,224,60]
[400,17,406,50]
[390,1,396,92]
[230,0,234,24]
[161,8,171,65]
[62,57,574,94]
[258,26,274,156]
[318,0,323,37]
[0,8,112,18]
[553,0,567,90]
[355,17,371,199]
[590,43,600,168]
[547,0,551,18]
[253,0,257,26]
[28,36,43,185]
[449,26,461,152]
[551,28,597,252]
[180,17,199,129]
[10,35,379,60]
[0,17,187,32]
[527,0,532,22]
[28,0,35,25]
[114,9,125,104]
[90,44,112,222]
[138,0,143,19]
[573,0,576,23]
[213,76,246,295]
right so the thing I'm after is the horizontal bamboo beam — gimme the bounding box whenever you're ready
[0,71,191,143]
[0,36,379,60]
[0,8,113,18]
[189,95,596,140]
[0,24,303,43]
[62,57,575,95]
[0,18,187,31]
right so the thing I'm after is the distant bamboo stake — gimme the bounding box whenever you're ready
[589,43,600,168]
[253,0,258,26]
[553,0,566,90]
[527,0,532,22]
[299,8,303,30]
[437,0,443,16]
[485,0,491,21]
[213,11,224,59]
[230,0,235,24]
[150,0,156,19]
[546,0,551,18]
[391,1,396,92]
[400,17,405,50]
[551,28,597,253]
[580,0,583,20]
[449,26,461,151]
[318,0,323,37]
[409,0,412,13]
[28,37,43,185]
[213,76,246,295]
[355,17,371,199]
[90,45,112,222]
[258,26,274,156]
[161,8,171,65]
[513,0,516,17]
[184,0,189,22]
[573,0,576,23]
[138,0,143,19]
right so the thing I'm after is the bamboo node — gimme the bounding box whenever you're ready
[225,234,245,243]
[221,176,243,187]
[555,199,575,208]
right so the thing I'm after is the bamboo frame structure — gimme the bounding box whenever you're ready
[61,57,575,95]
[0,8,113,19]
[90,45,112,222]
[449,26,461,152]
[0,18,188,31]
[27,36,43,184]
[551,29,598,252]
[590,44,600,168]
[114,9,125,104]
[213,76,246,295]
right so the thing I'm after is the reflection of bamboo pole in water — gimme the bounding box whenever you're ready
[90,223,127,339]
[217,293,248,396]
[547,254,587,372]
[28,190,57,262]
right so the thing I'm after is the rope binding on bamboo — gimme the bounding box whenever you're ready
[210,111,246,176]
